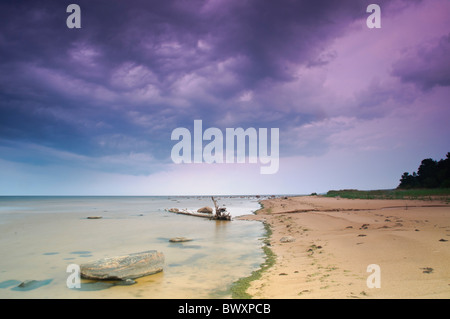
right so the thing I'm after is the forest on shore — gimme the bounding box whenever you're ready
[398,153,450,189]
[324,152,450,201]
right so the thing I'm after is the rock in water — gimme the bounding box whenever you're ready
[169,237,193,243]
[13,279,53,291]
[80,250,164,280]
[197,206,213,214]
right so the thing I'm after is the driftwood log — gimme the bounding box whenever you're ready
[167,197,231,220]
[167,209,212,219]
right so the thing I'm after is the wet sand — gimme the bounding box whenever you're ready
[239,196,450,298]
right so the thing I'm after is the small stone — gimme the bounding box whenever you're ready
[87,216,102,219]
[18,280,37,288]
[169,237,193,243]
[115,279,137,286]
[280,236,295,243]
[421,267,433,274]
[439,238,448,242]
[14,279,53,291]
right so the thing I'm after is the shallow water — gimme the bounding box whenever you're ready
[0,196,265,299]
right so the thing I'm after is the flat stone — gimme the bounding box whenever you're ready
[80,250,164,280]
[87,216,102,219]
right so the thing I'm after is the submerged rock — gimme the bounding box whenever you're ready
[87,216,102,219]
[169,237,193,243]
[80,250,164,280]
[13,279,53,291]
[115,279,137,286]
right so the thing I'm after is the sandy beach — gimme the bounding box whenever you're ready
[239,195,450,299]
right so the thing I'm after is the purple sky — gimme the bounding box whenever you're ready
[0,0,449,195]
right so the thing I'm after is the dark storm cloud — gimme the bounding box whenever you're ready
[392,33,450,90]
[0,0,400,173]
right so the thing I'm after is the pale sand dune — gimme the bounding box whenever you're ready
[239,196,450,299]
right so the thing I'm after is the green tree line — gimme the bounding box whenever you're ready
[398,152,450,189]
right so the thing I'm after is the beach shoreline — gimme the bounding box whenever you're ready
[237,195,450,299]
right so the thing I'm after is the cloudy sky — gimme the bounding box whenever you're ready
[0,0,449,195]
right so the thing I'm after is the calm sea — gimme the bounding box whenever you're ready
[0,196,266,298]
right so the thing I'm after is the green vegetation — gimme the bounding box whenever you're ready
[230,222,276,299]
[255,201,272,214]
[325,188,450,200]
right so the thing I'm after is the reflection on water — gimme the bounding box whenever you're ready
[0,196,265,299]
[214,220,231,242]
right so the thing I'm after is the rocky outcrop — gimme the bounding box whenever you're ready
[80,250,164,280]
